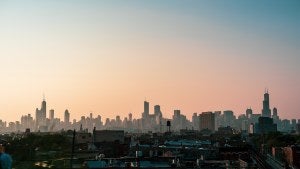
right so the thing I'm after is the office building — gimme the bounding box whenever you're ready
[262,91,271,118]
[255,116,277,134]
[142,101,149,119]
[49,109,54,121]
[64,109,70,124]
[246,108,253,119]
[199,112,215,132]
[223,110,235,127]
[35,98,47,129]
[154,105,162,117]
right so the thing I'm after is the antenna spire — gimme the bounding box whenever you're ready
[264,88,269,94]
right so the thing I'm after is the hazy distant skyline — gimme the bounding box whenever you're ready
[0,1,299,122]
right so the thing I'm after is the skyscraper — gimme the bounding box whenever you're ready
[173,110,181,118]
[262,90,271,118]
[129,113,133,121]
[272,107,280,124]
[41,99,46,120]
[142,101,149,118]
[246,108,253,119]
[214,111,222,130]
[273,107,278,117]
[223,110,235,127]
[35,98,47,129]
[144,101,149,114]
[49,109,54,121]
[192,112,199,130]
[199,112,215,131]
[255,116,277,134]
[154,105,162,116]
[255,90,277,133]
[64,109,70,123]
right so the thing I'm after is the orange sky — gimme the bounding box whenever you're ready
[0,1,299,122]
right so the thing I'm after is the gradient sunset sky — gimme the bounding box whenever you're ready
[0,1,299,122]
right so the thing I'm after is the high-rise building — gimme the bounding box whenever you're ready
[281,119,291,132]
[144,101,149,114]
[262,90,271,118]
[129,113,133,121]
[49,109,54,120]
[116,115,122,127]
[214,111,222,130]
[35,108,40,127]
[154,105,162,116]
[142,101,149,118]
[272,107,280,124]
[296,124,300,134]
[255,117,277,134]
[223,110,235,127]
[173,110,180,118]
[154,105,162,126]
[172,110,189,131]
[199,112,215,131]
[192,113,199,130]
[64,109,70,123]
[35,98,47,129]
[250,113,261,124]
[255,91,277,133]
[41,99,46,119]
[273,107,278,117]
[291,119,297,130]
[246,108,253,119]
[21,114,34,130]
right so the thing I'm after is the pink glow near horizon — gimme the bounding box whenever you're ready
[0,1,299,122]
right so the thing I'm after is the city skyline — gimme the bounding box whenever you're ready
[1,90,299,134]
[1,1,300,122]
[0,89,299,124]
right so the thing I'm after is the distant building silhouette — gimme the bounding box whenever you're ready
[199,112,215,132]
[172,110,190,131]
[246,108,252,119]
[64,109,70,124]
[262,90,271,118]
[154,105,162,117]
[35,98,47,130]
[142,101,149,119]
[1,89,298,134]
[255,116,277,134]
[192,113,199,130]
[255,91,277,134]
[223,110,235,127]
[49,109,54,121]
[281,119,291,132]
[140,101,166,132]
[21,114,34,131]
[272,107,280,125]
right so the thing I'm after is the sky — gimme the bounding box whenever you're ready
[0,0,299,122]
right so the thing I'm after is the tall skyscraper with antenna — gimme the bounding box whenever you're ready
[35,95,47,130]
[255,90,277,134]
[262,90,271,118]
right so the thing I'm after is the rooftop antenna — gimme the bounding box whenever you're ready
[265,87,269,94]
[43,93,45,101]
